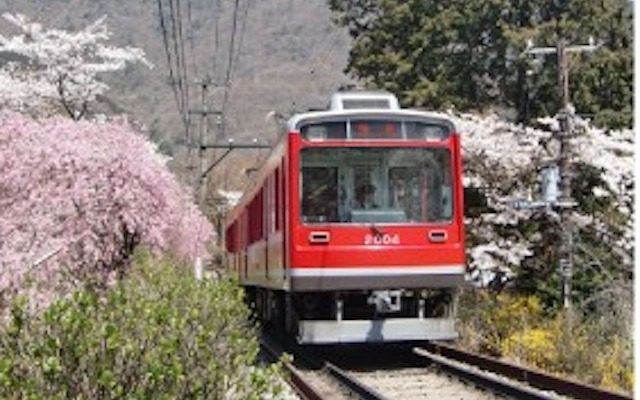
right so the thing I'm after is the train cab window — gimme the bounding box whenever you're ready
[301,122,347,140]
[301,167,338,223]
[388,149,452,222]
[300,147,452,224]
[405,121,450,140]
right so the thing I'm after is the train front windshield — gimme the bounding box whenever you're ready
[300,147,453,224]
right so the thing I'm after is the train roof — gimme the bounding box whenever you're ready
[287,91,456,132]
[287,109,456,132]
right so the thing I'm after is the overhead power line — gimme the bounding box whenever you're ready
[168,0,190,125]
[157,0,256,198]
[211,0,221,79]
[186,0,199,78]
[219,0,250,138]
[156,0,187,132]
[224,0,241,86]
[231,0,251,80]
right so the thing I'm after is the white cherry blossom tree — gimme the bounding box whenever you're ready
[454,110,633,305]
[0,13,151,120]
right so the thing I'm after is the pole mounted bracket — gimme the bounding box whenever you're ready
[199,141,272,178]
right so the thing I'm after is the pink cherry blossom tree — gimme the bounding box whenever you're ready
[0,112,213,309]
[0,13,151,120]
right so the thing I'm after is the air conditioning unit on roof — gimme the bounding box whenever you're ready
[329,91,400,111]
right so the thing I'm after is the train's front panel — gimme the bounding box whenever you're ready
[283,112,465,343]
[287,119,465,293]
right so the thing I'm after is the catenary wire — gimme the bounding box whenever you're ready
[156,0,188,133]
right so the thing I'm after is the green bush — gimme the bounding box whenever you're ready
[457,288,633,394]
[457,289,544,356]
[0,251,285,399]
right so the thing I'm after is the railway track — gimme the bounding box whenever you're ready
[261,337,386,400]
[261,338,499,400]
[261,337,632,400]
[416,341,632,400]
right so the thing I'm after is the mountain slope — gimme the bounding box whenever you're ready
[0,0,352,187]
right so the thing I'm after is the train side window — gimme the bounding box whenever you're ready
[279,162,286,230]
[251,197,256,243]
[301,167,338,223]
[226,223,235,252]
[274,167,281,231]
[249,190,264,243]
[258,189,264,239]
[268,175,276,234]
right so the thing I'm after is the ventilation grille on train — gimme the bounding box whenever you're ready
[342,99,391,110]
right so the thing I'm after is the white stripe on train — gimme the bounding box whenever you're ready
[289,265,465,277]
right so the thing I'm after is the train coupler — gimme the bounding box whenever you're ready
[367,289,402,313]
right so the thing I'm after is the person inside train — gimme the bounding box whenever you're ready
[355,183,378,209]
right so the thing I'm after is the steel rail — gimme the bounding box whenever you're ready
[261,337,391,400]
[260,339,325,400]
[414,347,562,400]
[324,362,390,400]
[418,342,632,400]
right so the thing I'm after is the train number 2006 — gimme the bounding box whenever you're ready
[364,233,400,245]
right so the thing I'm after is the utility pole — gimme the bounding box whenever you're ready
[188,77,221,279]
[189,77,222,209]
[189,80,272,251]
[524,28,599,311]
[556,37,574,311]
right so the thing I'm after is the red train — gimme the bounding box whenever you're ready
[225,91,465,344]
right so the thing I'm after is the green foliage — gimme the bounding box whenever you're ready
[0,251,285,399]
[502,311,633,392]
[502,327,558,370]
[458,289,633,393]
[329,0,632,127]
[457,290,545,356]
